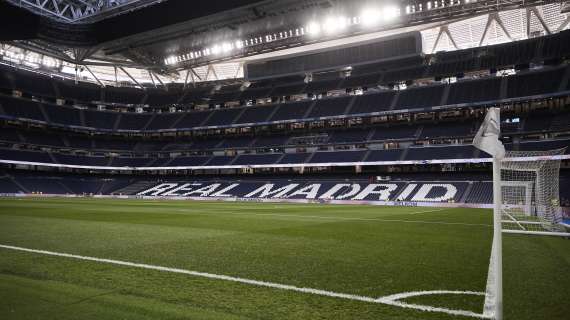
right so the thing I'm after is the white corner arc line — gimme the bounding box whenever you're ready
[0,244,489,319]
[377,290,490,319]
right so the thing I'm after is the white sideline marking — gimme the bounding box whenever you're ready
[0,244,489,319]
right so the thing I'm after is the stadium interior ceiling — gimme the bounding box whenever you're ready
[0,0,569,87]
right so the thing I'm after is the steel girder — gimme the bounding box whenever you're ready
[5,0,162,23]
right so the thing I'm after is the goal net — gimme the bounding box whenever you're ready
[500,148,568,235]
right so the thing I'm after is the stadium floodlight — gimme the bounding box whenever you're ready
[42,56,58,68]
[306,21,321,36]
[25,53,41,65]
[221,42,233,53]
[211,45,222,55]
[382,5,401,21]
[165,56,177,65]
[323,16,348,34]
[235,40,244,49]
[360,8,382,27]
[4,51,25,63]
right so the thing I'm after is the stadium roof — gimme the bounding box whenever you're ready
[3,0,267,24]
[0,0,568,87]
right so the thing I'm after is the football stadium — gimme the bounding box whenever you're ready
[0,1,569,319]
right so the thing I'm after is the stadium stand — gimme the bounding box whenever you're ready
[0,27,568,207]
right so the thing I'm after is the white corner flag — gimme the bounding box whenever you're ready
[473,107,505,159]
[475,107,505,320]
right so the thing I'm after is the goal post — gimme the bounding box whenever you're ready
[500,149,569,236]
[484,148,569,319]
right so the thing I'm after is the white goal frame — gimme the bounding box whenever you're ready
[499,149,569,237]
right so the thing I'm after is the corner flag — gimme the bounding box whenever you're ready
[473,107,505,159]
[475,107,505,320]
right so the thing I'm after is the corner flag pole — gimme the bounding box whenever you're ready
[492,157,503,320]
[473,107,505,320]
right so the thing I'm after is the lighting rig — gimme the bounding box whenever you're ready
[163,0,562,69]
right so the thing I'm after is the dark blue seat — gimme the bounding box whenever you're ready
[233,153,281,165]
[55,154,109,166]
[329,130,370,143]
[43,104,82,126]
[506,68,566,98]
[420,122,473,139]
[117,113,153,131]
[252,136,289,148]
[234,106,276,124]
[57,80,101,102]
[175,111,212,129]
[218,137,254,149]
[0,96,46,121]
[395,85,445,109]
[308,97,351,118]
[278,153,311,164]
[270,101,312,121]
[447,77,502,104]
[371,126,417,140]
[204,108,243,126]
[110,157,152,167]
[0,148,53,163]
[104,86,145,104]
[309,150,367,163]
[349,91,395,114]
[168,156,211,166]
[84,110,118,129]
[146,113,181,130]
[205,156,234,166]
[365,149,402,162]
[405,145,476,160]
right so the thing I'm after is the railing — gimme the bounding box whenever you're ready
[1,154,569,172]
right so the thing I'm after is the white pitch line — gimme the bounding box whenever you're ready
[0,244,489,319]
[409,208,448,215]
[237,212,489,227]
[377,290,489,319]
[174,209,491,227]
[127,206,487,228]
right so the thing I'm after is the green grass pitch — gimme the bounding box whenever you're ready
[0,198,568,319]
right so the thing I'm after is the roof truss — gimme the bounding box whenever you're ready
[6,0,161,23]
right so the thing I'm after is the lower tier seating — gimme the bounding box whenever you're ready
[1,173,568,206]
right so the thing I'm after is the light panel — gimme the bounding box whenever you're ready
[164,4,406,66]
